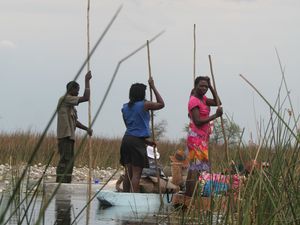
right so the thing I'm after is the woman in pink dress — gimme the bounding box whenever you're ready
[185,76,223,197]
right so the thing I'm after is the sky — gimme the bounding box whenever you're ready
[1,0,300,142]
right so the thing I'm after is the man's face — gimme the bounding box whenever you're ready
[70,85,80,96]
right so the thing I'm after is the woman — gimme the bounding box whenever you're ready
[185,76,223,197]
[120,77,164,192]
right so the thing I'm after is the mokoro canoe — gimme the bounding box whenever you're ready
[172,193,229,211]
[97,190,172,211]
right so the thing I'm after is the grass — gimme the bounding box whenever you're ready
[1,130,299,225]
[0,131,184,169]
[0,131,273,171]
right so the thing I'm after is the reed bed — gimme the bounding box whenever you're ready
[0,131,181,169]
[0,131,274,170]
[1,125,299,224]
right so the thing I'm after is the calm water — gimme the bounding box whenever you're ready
[1,183,222,225]
[1,191,171,225]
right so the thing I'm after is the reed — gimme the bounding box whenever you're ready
[1,131,294,170]
[1,129,299,224]
[0,131,182,168]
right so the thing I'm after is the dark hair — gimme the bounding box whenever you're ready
[128,83,147,107]
[194,76,209,87]
[66,81,79,93]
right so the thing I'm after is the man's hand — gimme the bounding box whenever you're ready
[87,128,93,136]
[85,71,92,81]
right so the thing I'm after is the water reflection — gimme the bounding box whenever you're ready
[1,184,174,225]
[55,193,71,225]
[121,222,158,225]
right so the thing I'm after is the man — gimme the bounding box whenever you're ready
[56,71,93,183]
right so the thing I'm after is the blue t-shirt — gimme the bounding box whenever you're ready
[122,101,150,137]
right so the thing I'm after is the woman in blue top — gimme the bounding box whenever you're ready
[120,77,165,192]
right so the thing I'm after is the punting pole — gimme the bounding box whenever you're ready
[146,40,163,207]
[208,55,229,163]
[208,55,230,221]
[193,24,196,82]
[86,0,92,224]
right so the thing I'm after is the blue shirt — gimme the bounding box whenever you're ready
[122,101,150,137]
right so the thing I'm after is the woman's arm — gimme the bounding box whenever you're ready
[191,106,223,127]
[122,114,127,128]
[144,77,165,110]
[205,77,222,106]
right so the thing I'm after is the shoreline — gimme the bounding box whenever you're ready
[0,164,121,192]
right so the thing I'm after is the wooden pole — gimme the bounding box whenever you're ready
[193,24,196,82]
[146,40,163,206]
[86,0,92,224]
[208,55,229,163]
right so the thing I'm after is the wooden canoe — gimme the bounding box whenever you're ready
[97,189,231,213]
[97,190,172,211]
[172,193,229,211]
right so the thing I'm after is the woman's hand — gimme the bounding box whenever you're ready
[148,77,155,89]
[216,107,223,118]
[145,139,156,147]
[205,76,213,89]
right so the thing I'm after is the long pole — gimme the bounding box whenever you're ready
[86,0,92,224]
[193,24,196,82]
[146,40,163,206]
[208,55,229,221]
[208,55,229,163]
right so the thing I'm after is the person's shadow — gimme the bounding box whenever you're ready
[55,193,71,225]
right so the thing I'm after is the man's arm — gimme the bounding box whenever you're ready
[76,121,93,136]
[78,71,92,103]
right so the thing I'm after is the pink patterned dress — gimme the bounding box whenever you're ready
[187,95,212,171]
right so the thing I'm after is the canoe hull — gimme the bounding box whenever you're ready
[97,190,171,212]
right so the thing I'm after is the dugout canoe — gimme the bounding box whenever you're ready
[172,192,230,211]
[97,190,172,211]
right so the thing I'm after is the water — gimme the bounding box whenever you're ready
[1,183,171,225]
[1,183,223,224]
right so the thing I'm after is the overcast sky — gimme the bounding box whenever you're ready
[1,0,299,142]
